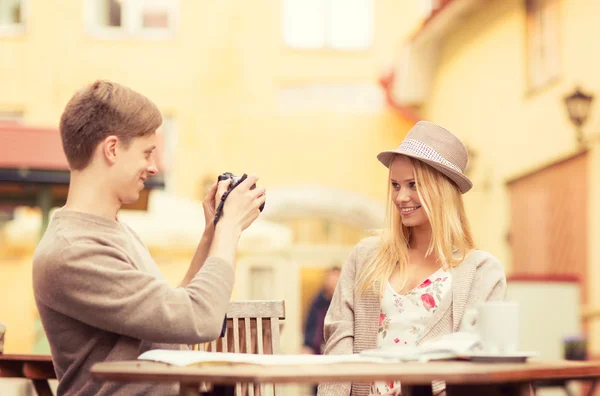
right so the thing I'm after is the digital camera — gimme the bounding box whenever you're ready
[213,172,265,226]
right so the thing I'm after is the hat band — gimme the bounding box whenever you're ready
[399,139,463,174]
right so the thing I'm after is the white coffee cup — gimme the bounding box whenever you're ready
[462,301,519,355]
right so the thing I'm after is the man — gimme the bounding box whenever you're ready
[32,80,266,395]
[302,267,341,395]
[302,267,341,356]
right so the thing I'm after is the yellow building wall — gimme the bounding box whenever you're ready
[0,0,421,201]
[0,0,424,353]
[423,0,600,352]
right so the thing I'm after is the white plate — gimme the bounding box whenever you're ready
[459,351,539,363]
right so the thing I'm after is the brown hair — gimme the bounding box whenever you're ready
[59,80,162,170]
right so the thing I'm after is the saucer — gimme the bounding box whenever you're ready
[459,351,539,363]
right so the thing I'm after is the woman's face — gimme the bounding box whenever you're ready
[390,155,429,228]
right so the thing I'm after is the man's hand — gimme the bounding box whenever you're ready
[202,178,232,235]
[217,174,266,233]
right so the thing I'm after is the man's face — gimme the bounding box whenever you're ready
[323,270,341,300]
[112,133,159,205]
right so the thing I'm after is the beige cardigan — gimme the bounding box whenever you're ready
[317,237,507,396]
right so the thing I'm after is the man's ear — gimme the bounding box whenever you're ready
[103,135,119,165]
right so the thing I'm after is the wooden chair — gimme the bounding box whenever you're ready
[195,300,285,396]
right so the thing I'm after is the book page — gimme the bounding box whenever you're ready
[138,350,388,367]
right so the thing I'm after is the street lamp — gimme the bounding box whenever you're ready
[564,86,594,146]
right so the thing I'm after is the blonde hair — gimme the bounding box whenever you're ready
[60,80,162,170]
[357,155,475,295]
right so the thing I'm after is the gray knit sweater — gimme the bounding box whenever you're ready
[33,209,235,395]
[318,236,507,396]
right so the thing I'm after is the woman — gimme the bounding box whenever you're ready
[317,121,506,396]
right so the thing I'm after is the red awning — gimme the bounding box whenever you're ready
[0,122,165,172]
[0,123,68,170]
[0,122,166,212]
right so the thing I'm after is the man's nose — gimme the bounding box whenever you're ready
[148,159,159,175]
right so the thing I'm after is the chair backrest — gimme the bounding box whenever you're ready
[0,322,5,354]
[196,300,285,396]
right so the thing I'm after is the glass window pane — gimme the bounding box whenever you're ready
[140,0,171,29]
[283,0,326,49]
[0,0,23,26]
[329,0,373,50]
[96,0,121,27]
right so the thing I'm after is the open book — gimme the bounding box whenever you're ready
[360,332,481,362]
[138,333,481,367]
[138,349,388,367]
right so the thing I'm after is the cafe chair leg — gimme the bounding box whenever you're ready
[404,385,434,396]
[32,379,53,396]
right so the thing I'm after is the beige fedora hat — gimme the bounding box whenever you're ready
[377,121,472,193]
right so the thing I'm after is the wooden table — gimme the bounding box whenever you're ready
[91,359,600,396]
[0,354,55,396]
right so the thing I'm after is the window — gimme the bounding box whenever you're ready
[526,0,561,92]
[282,0,373,50]
[278,83,385,113]
[0,0,25,34]
[86,0,178,38]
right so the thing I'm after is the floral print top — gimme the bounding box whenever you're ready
[371,268,452,395]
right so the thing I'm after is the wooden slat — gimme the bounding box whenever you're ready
[270,317,282,396]
[245,318,254,396]
[244,318,252,354]
[189,301,286,396]
[256,318,266,396]
[270,318,281,354]
[232,318,240,354]
[256,318,264,354]
[232,317,241,396]
[227,301,285,319]
[222,327,228,353]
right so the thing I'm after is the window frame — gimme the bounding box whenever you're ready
[525,0,561,94]
[282,0,374,51]
[84,0,179,40]
[0,0,27,36]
